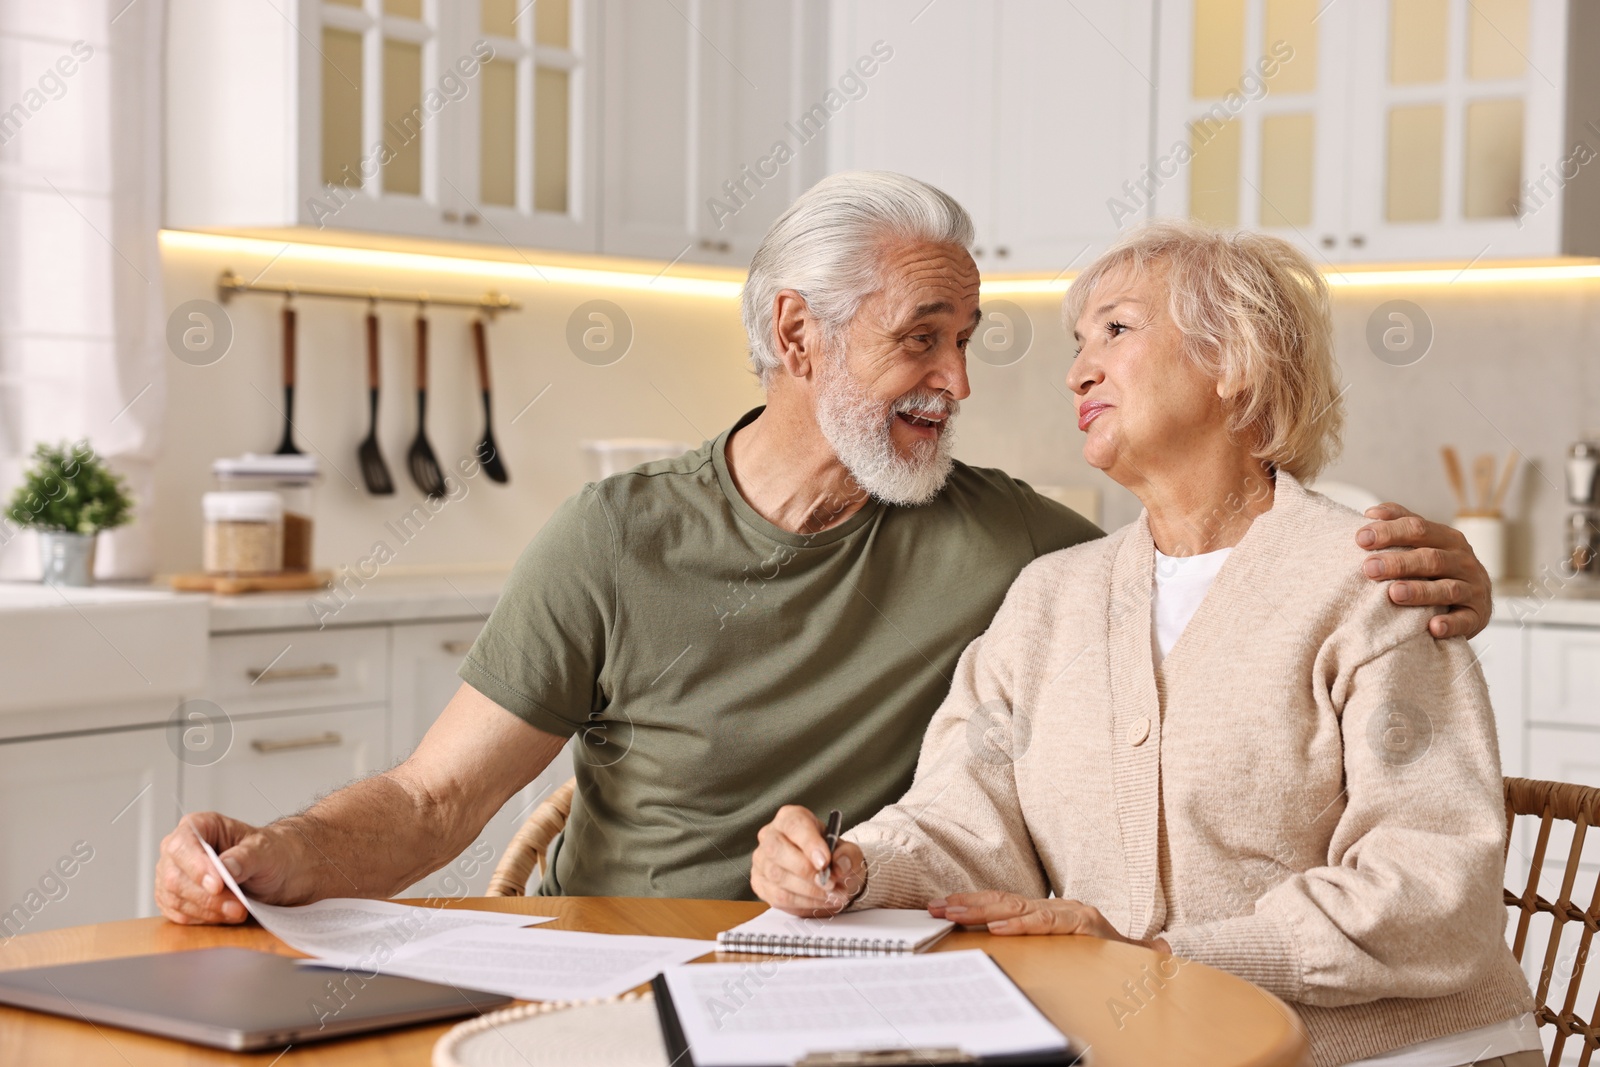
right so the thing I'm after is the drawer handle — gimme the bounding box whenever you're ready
[441,640,474,655]
[251,731,344,754]
[247,663,340,683]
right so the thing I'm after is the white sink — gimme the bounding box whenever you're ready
[0,582,209,715]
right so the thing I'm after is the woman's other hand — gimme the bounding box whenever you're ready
[750,805,867,917]
[931,891,1171,954]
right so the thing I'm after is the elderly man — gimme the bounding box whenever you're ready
[156,172,1490,920]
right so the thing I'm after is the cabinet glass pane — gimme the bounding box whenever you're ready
[1192,0,1245,97]
[1385,105,1444,221]
[481,0,517,38]
[1189,119,1241,226]
[1259,113,1314,228]
[534,66,569,213]
[1389,0,1448,84]
[480,59,517,207]
[1468,0,1528,80]
[321,28,363,189]
[382,39,423,196]
[1263,0,1316,95]
[1464,98,1523,218]
[536,0,570,48]
[385,0,423,19]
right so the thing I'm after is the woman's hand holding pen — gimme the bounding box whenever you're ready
[751,805,866,917]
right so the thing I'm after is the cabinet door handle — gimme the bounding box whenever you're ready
[442,210,461,223]
[697,239,730,253]
[1320,235,1337,248]
[441,640,474,655]
[251,731,344,754]
[247,663,340,682]
[995,246,1010,258]
[973,247,986,257]
[1349,234,1366,248]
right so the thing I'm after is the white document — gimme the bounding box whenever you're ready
[197,833,714,1001]
[660,949,1070,1067]
[376,925,717,1002]
[196,835,551,967]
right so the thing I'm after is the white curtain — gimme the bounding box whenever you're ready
[0,0,166,579]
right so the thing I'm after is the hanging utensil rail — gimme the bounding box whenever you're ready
[216,269,521,314]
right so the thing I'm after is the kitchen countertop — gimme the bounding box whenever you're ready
[205,569,507,633]
[1494,584,1600,628]
[0,570,508,635]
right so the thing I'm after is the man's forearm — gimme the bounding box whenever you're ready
[267,767,474,902]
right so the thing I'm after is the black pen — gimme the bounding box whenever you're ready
[817,809,843,888]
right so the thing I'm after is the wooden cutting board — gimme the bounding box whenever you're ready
[169,570,332,595]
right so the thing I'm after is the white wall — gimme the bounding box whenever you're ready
[154,241,763,577]
[156,240,1600,586]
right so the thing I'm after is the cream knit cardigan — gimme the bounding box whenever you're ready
[846,472,1534,1067]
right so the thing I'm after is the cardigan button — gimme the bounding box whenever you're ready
[1127,717,1151,747]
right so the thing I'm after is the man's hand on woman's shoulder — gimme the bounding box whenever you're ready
[1356,503,1492,639]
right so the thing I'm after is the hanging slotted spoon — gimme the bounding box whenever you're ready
[356,309,394,495]
[406,310,447,499]
[471,317,508,483]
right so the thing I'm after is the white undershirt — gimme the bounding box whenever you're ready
[1150,546,1231,666]
[1150,548,1539,1066]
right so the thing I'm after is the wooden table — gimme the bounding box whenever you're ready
[0,896,1308,1067]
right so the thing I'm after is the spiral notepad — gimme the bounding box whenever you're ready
[716,908,955,957]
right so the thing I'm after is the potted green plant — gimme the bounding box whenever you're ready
[5,441,134,586]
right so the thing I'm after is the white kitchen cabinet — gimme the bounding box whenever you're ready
[0,725,176,937]
[1472,619,1528,777]
[826,1,995,252]
[828,0,1154,273]
[206,625,390,718]
[1154,0,1599,262]
[600,0,828,267]
[1529,625,1600,728]
[166,0,600,251]
[1152,0,1350,260]
[390,619,575,897]
[178,705,390,829]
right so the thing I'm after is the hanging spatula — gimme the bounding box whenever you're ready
[357,309,394,495]
[406,310,447,499]
[471,317,508,484]
[275,303,303,455]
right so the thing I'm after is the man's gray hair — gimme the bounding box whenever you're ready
[741,171,974,382]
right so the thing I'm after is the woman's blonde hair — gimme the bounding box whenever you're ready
[1063,218,1344,481]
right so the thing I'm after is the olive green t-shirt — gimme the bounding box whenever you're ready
[458,407,1103,899]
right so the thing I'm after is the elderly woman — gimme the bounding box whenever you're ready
[749,220,1537,1067]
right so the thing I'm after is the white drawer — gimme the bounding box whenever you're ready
[1529,626,1600,727]
[178,705,389,827]
[205,627,388,715]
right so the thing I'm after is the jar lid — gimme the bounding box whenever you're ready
[212,453,321,481]
[202,491,284,522]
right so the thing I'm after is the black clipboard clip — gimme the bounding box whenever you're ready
[793,1051,978,1066]
[649,973,1084,1067]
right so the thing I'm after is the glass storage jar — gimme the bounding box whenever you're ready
[212,454,320,572]
[202,491,284,575]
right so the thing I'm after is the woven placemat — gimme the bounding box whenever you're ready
[433,991,669,1067]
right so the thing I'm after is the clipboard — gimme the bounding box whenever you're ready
[648,966,1086,1067]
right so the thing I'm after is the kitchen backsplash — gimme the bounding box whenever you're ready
[154,241,1600,588]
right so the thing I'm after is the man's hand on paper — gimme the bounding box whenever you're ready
[751,805,867,917]
[156,812,305,925]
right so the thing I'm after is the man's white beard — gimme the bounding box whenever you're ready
[814,356,958,507]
